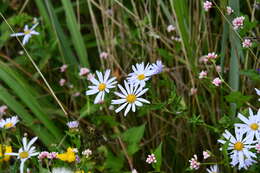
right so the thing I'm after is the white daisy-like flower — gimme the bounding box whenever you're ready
[112,81,150,116]
[10,23,39,45]
[52,167,73,173]
[66,121,79,129]
[235,109,260,140]
[255,88,260,101]
[5,137,39,173]
[127,62,153,87]
[86,69,117,104]
[206,165,219,173]
[150,60,164,75]
[218,130,256,170]
[0,116,19,129]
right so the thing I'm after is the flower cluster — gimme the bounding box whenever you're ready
[218,108,260,170]
[145,153,157,164]
[38,151,58,160]
[203,1,213,12]
[0,116,19,129]
[189,154,200,170]
[232,16,245,30]
[86,61,163,116]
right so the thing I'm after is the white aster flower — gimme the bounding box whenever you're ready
[127,62,153,87]
[52,167,73,173]
[86,69,117,104]
[5,137,39,173]
[235,109,260,140]
[66,121,79,129]
[150,60,164,75]
[112,81,150,116]
[255,88,260,101]
[206,165,219,173]
[10,23,39,45]
[218,130,256,170]
[0,116,19,129]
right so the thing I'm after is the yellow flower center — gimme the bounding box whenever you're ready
[4,123,13,128]
[250,123,259,131]
[234,142,244,151]
[98,83,106,91]
[19,151,29,159]
[137,74,145,80]
[126,94,136,103]
[24,30,31,34]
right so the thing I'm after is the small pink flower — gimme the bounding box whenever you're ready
[59,78,66,86]
[242,39,252,48]
[203,150,210,159]
[100,52,109,59]
[47,152,58,159]
[60,64,68,72]
[167,25,176,32]
[171,36,181,42]
[190,88,198,96]
[0,105,8,115]
[212,77,222,86]
[189,154,200,170]
[203,1,213,12]
[146,154,157,164]
[199,71,207,79]
[207,52,218,60]
[232,16,245,30]
[226,6,233,15]
[79,67,90,76]
[38,151,49,160]
[256,143,260,153]
[72,92,80,97]
[215,65,221,73]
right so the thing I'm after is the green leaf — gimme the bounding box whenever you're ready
[240,69,260,82]
[225,92,252,108]
[122,124,145,155]
[153,142,163,172]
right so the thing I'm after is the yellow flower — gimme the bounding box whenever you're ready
[57,147,76,163]
[0,144,12,162]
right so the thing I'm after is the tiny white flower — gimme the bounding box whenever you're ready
[235,108,260,140]
[112,81,150,116]
[82,149,92,158]
[206,165,219,173]
[5,137,39,173]
[131,169,138,173]
[10,23,39,45]
[146,153,157,164]
[127,62,153,87]
[86,69,117,104]
[167,25,176,32]
[0,116,19,129]
[218,129,256,170]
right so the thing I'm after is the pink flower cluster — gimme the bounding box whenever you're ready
[203,150,210,159]
[203,1,213,12]
[38,151,58,160]
[100,52,109,59]
[242,39,252,48]
[146,153,157,164]
[212,77,222,86]
[189,154,200,170]
[0,105,8,115]
[232,16,245,30]
[226,6,233,15]
[79,67,90,76]
[199,71,207,79]
[60,64,68,73]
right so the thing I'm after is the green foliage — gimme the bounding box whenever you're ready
[225,91,252,108]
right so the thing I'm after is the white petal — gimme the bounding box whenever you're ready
[96,71,104,82]
[118,84,128,96]
[86,89,99,95]
[26,137,38,151]
[112,99,126,104]
[94,92,102,104]
[137,98,150,104]
[10,33,25,37]
[114,91,126,98]
[124,103,132,116]
[104,69,111,82]
[115,102,128,113]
